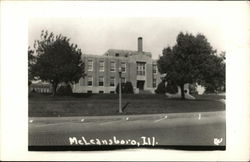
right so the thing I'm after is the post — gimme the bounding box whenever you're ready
[119,67,122,113]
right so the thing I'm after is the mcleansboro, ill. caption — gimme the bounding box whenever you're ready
[69,136,158,147]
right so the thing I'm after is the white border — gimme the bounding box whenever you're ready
[1,1,250,161]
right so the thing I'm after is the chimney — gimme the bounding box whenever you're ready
[138,37,143,52]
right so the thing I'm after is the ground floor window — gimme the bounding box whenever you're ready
[110,91,115,94]
[99,91,104,94]
[110,76,115,86]
[121,77,126,83]
[87,76,93,86]
[87,90,92,94]
[153,76,157,88]
[99,76,104,86]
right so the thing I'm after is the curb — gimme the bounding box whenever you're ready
[29,111,225,123]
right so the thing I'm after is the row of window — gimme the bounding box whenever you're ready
[87,90,115,94]
[84,76,157,88]
[87,60,126,73]
[87,60,158,75]
[85,76,126,87]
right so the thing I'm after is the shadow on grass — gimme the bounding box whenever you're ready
[122,102,130,112]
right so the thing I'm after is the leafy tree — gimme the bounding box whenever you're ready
[28,47,35,86]
[30,30,84,96]
[157,32,225,99]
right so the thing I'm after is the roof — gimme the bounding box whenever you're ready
[104,49,152,58]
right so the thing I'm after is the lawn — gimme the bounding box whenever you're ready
[29,93,225,117]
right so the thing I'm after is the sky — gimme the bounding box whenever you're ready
[28,17,226,60]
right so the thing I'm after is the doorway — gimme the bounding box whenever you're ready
[137,80,145,90]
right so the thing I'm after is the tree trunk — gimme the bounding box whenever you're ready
[52,83,58,96]
[180,84,185,99]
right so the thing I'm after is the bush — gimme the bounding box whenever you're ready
[189,83,197,94]
[57,84,72,96]
[165,81,178,94]
[116,81,134,94]
[155,81,167,94]
[155,80,178,94]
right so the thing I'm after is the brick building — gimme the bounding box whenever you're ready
[73,37,162,94]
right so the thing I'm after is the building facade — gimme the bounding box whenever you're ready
[73,37,162,94]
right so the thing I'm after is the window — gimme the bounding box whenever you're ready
[110,76,115,87]
[99,91,104,94]
[99,60,105,72]
[87,60,93,71]
[87,90,92,94]
[153,64,157,74]
[153,76,157,88]
[137,62,146,76]
[110,91,115,94]
[121,62,126,73]
[121,77,126,83]
[110,61,115,72]
[87,76,93,86]
[115,53,119,57]
[99,76,104,86]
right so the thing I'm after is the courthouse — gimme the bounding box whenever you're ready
[72,37,161,94]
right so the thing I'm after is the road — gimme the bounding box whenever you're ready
[29,111,226,150]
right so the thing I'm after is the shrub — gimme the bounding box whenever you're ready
[116,81,134,94]
[165,81,178,94]
[57,84,72,96]
[155,81,167,94]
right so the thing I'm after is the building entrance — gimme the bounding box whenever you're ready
[137,80,145,90]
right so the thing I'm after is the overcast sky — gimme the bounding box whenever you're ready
[29,17,226,59]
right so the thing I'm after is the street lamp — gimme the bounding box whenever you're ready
[118,67,122,113]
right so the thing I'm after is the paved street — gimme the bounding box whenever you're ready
[29,111,225,149]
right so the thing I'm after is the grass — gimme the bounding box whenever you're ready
[29,93,225,117]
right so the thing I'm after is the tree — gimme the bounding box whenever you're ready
[28,47,35,86]
[157,32,225,99]
[30,30,84,96]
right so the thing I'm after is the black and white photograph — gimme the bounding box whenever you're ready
[28,17,226,151]
[1,1,249,161]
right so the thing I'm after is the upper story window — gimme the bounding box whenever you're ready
[137,62,146,76]
[87,60,93,71]
[153,64,157,74]
[99,60,105,72]
[115,53,119,57]
[121,62,126,73]
[87,76,93,86]
[110,61,116,72]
